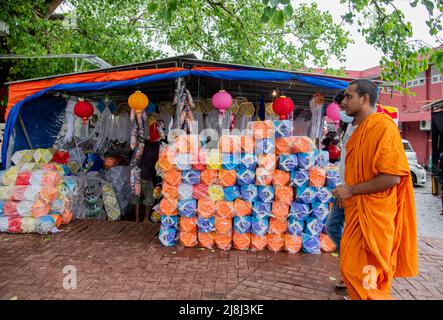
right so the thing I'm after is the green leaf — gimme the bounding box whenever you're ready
[262,0,270,4]
[163,7,172,22]
[273,10,285,27]
[271,0,280,7]
[261,12,271,23]
[280,0,291,4]
[423,0,435,14]
[284,4,293,18]
[147,3,158,13]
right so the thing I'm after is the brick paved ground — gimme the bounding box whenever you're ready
[1,219,442,300]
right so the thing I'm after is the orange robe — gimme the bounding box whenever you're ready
[340,113,418,300]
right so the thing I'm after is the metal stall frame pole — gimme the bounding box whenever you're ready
[18,113,33,150]
[174,77,184,129]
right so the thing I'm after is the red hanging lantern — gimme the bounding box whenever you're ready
[74,100,94,125]
[272,96,294,120]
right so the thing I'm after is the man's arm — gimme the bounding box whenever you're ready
[332,174,401,201]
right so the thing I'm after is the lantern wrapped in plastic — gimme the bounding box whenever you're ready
[219,135,241,153]
[178,184,194,200]
[267,233,285,252]
[191,148,206,171]
[0,217,7,232]
[162,183,179,200]
[258,154,277,171]
[252,202,272,219]
[313,150,329,167]
[200,169,219,186]
[240,184,257,202]
[158,151,176,172]
[309,167,326,188]
[175,153,192,171]
[249,120,274,139]
[198,231,215,249]
[292,136,314,153]
[176,134,199,154]
[289,202,311,221]
[233,232,251,250]
[237,168,255,186]
[239,153,257,170]
[216,201,234,218]
[275,137,293,155]
[180,232,198,247]
[206,150,222,171]
[274,120,294,138]
[287,216,304,236]
[326,169,341,188]
[257,186,274,203]
[223,185,241,202]
[219,169,237,187]
[278,154,298,172]
[297,187,317,204]
[269,217,288,234]
[215,233,232,251]
[320,233,336,252]
[159,198,178,216]
[208,185,224,201]
[305,216,324,236]
[159,226,178,247]
[255,138,275,154]
[178,199,197,217]
[197,216,215,233]
[197,198,216,218]
[285,234,302,253]
[271,201,289,220]
[215,216,232,235]
[275,186,293,205]
[290,170,310,188]
[161,215,179,229]
[273,170,290,186]
[302,233,321,254]
[240,135,255,153]
[182,170,201,185]
[312,202,330,221]
[20,217,37,233]
[234,198,252,217]
[193,184,209,200]
[297,153,315,170]
[222,153,240,170]
[254,167,272,186]
[250,234,268,251]
[317,187,334,203]
[251,216,269,235]
[234,216,251,234]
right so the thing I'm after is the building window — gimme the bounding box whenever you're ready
[431,65,441,84]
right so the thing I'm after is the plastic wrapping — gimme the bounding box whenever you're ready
[275,137,293,155]
[297,187,317,204]
[216,201,234,218]
[251,216,269,235]
[162,183,179,200]
[274,120,294,138]
[250,234,267,251]
[198,231,215,249]
[320,233,336,252]
[208,185,224,201]
[219,170,237,187]
[285,234,302,253]
[234,198,252,217]
[176,134,199,153]
[161,215,179,229]
[223,186,241,202]
[292,136,314,153]
[197,198,216,218]
[278,154,298,172]
[271,202,290,220]
[158,151,176,172]
[215,233,232,251]
[267,233,285,252]
[252,202,272,219]
[159,198,178,216]
[178,199,197,217]
[201,169,219,185]
[257,154,277,171]
[182,170,201,185]
[249,120,274,139]
[239,153,257,170]
[275,186,293,205]
[178,184,194,200]
[240,185,258,202]
[289,202,311,221]
[193,184,209,200]
[159,226,178,247]
[180,232,198,247]
[255,138,275,154]
[290,170,310,188]
[313,150,329,167]
[233,232,251,250]
[237,168,255,185]
[297,153,314,170]
[305,216,324,236]
[311,202,330,221]
[302,233,321,254]
[269,217,288,234]
[240,135,255,153]
[317,187,334,203]
[326,169,341,188]
[234,216,252,234]
[197,216,215,233]
[255,168,273,186]
[273,170,290,186]
[219,135,241,153]
[309,167,326,188]
[287,216,304,236]
[164,170,182,186]
[215,216,232,235]
[257,186,274,203]
[206,149,222,170]
[222,153,240,170]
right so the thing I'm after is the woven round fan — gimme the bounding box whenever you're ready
[204,98,214,112]
[265,102,277,117]
[238,101,255,116]
[193,99,206,113]
[160,101,175,116]
[229,99,240,115]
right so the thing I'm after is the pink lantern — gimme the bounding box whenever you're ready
[326,102,340,122]
[212,90,232,116]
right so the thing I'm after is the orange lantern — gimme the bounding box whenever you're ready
[128,90,149,113]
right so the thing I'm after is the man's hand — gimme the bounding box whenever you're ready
[332,185,354,201]
[336,199,344,209]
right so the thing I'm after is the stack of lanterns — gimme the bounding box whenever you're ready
[156,95,338,254]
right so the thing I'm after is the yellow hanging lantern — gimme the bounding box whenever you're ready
[128,90,149,113]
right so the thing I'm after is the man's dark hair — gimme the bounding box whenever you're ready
[349,78,378,107]
[333,89,345,104]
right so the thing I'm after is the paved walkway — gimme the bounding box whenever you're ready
[1,219,443,300]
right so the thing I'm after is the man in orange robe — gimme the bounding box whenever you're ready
[332,79,418,300]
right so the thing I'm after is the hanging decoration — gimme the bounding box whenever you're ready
[74,100,94,125]
[308,93,325,142]
[272,96,295,120]
[129,101,147,197]
[212,90,233,127]
[62,96,79,144]
[173,82,195,133]
[128,90,149,114]
[326,102,341,122]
